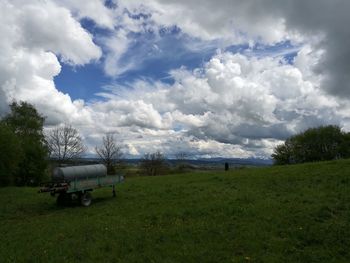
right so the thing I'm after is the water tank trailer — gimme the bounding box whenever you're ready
[39,164,124,206]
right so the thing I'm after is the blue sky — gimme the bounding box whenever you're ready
[56,22,219,101]
[55,18,299,102]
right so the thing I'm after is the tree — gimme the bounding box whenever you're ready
[175,151,188,162]
[271,139,294,165]
[139,151,168,176]
[3,101,48,185]
[175,151,189,171]
[272,125,350,165]
[0,123,22,186]
[95,133,123,174]
[46,125,86,165]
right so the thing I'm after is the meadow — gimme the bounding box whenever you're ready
[1,159,350,262]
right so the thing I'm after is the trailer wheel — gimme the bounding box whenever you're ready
[81,192,92,207]
[56,193,67,206]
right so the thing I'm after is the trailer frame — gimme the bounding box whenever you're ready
[39,174,124,206]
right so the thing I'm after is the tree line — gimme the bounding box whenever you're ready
[272,125,350,165]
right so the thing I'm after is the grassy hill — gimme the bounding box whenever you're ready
[1,159,350,262]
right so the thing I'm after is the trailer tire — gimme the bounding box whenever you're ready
[56,193,67,206]
[81,192,92,207]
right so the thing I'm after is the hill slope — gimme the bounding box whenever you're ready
[1,159,350,262]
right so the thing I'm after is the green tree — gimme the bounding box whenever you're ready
[272,125,350,165]
[271,139,294,165]
[3,101,48,185]
[0,123,22,186]
[340,132,350,157]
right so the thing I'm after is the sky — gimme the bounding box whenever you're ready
[1,0,350,159]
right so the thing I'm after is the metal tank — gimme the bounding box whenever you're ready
[53,164,107,182]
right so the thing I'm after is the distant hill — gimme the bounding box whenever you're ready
[79,157,273,168]
[194,157,273,166]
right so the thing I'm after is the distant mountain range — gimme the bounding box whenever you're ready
[81,157,273,167]
[191,157,273,166]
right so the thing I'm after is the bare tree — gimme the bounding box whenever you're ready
[139,151,168,176]
[46,125,86,165]
[175,151,189,171]
[95,133,123,174]
[175,151,189,162]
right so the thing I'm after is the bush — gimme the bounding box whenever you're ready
[272,125,350,165]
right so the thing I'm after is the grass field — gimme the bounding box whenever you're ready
[1,160,350,262]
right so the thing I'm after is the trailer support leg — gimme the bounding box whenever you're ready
[112,185,116,197]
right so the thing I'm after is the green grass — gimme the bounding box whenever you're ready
[1,160,350,262]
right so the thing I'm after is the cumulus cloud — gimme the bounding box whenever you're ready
[180,51,339,140]
[94,48,343,157]
[118,0,288,44]
[0,0,101,124]
[54,0,115,29]
[2,0,350,159]
[117,0,350,96]
[16,1,102,65]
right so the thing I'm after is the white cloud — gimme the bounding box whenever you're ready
[83,49,344,158]
[102,29,134,77]
[114,0,350,97]
[0,0,101,125]
[91,99,166,130]
[17,1,102,65]
[54,0,115,29]
[117,0,293,44]
[2,0,350,159]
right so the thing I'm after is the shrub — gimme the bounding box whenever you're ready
[272,125,350,165]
